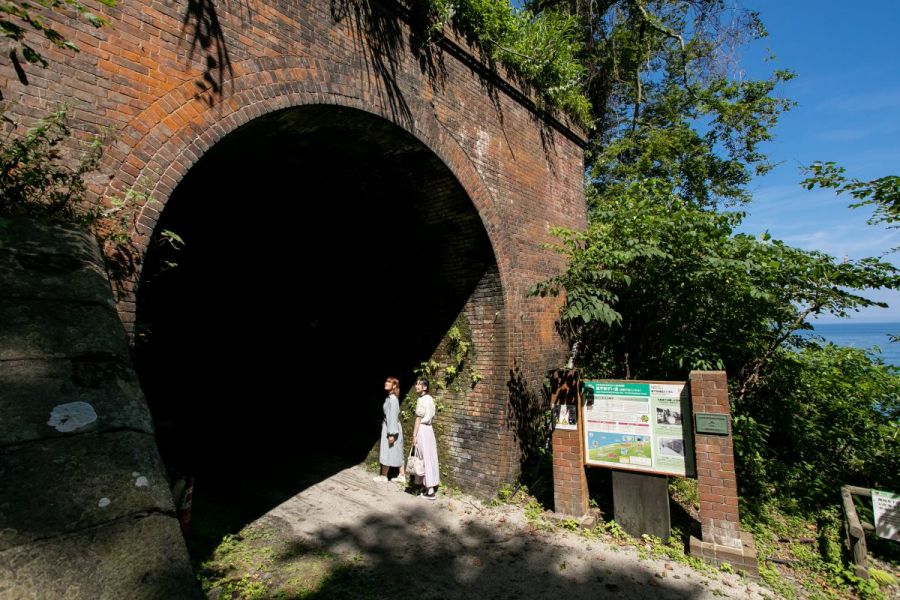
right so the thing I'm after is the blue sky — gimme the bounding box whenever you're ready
[737,1,900,322]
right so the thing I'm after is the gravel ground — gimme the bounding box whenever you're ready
[250,463,774,600]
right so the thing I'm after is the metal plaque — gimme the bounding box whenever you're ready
[695,413,729,435]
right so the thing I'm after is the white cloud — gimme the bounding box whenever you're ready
[781,227,898,259]
[816,120,900,143]
[814,89,900,113]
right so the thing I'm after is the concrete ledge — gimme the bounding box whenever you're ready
[0,358,153,447]
[0,216,113,313]
[0,217,199,597]
[0,431,174,552]
[0,299,128,361]
[0,217,105,266]
[0,514,201,599]
[689,531,759,577]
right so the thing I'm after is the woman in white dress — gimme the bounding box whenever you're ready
[412,377,440,499]
[374,376,405,483]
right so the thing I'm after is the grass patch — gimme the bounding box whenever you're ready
[195,520,385,599]
[744,503,897,600]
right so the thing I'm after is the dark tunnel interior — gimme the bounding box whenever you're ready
[133,106,497,530]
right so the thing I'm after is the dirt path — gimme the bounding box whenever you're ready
[204,464,775,599]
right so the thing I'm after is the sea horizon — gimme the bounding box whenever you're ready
[798,321,899,367]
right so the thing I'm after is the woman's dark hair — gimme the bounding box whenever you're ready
[417,377,429,391]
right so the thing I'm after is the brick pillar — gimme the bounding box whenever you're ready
[552,427,588,516]
[688,371,758,575]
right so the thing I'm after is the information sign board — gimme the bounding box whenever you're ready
[873,489,900,542]
[582,380,694,476]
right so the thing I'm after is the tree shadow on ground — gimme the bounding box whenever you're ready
[261,503,721,599]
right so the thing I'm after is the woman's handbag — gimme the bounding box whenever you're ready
[407,445,425,477]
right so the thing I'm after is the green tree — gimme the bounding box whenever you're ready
[0,106,100,220]
[802,161,900,230]
[738,344,900,508]
[512,1,900,515]
[1,0,114,75]
[417,0,592,123]
[531,185,898,391]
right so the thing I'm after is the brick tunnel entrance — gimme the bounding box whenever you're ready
[133,104,504,526]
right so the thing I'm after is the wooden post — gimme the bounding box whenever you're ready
[841,485,870,579]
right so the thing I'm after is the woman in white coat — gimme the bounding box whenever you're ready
[412,377,439,499]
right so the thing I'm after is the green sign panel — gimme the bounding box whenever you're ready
[582,380,694,477]
[695,413,729,435]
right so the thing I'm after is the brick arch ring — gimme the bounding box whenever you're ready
[100,57,515,328]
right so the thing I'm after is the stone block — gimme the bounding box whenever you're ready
[688,534,759,577]
[0,218,104,267]
[612,470,670,539]
[0,431,174,551]
[0,299,129,361]
[0,359,153,447]
[0,221,110,303]
[0,514,201,599]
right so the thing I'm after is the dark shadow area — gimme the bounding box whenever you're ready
[181,0,237,106]
[669,491,703,546]
[506,362,554,505]
[330,0,410,123]
[134,104,495,549]
[184,451,354,571]
[232,495,721,599]
[332,0,449,79]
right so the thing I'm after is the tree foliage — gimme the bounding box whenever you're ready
[0,107,178,282]
[419,0,592,123]
[532,185,899,389]
[737,344,900,509]
[1,0,114,72]
[507,0,900,514]
[802,161,900,230]
[0,106,100,220]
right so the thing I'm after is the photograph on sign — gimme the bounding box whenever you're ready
[658,437,685,457]
[582,380,694,476]
[656,408,682,425]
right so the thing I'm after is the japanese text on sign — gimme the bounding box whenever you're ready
[582,380,694,476]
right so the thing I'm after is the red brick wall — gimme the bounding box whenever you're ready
[552,427,589,516]
[0,0,586,494]
[689,371,742,548]
[443,266,511,496]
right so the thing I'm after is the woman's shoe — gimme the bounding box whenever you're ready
[372,475,389,483]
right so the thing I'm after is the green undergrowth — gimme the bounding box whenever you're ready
[486,477,900,599]
[485,480,720,576]
[195,520,381,600]
[744,503,898,600]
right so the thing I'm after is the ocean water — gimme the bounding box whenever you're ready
[798,322,900,367]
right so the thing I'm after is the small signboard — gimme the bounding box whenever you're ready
[582,380,694,477]
[549,369,579,431]
[695,413,729,435]
[872,489,900,542]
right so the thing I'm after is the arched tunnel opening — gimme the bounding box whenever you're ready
[133,105,501,552]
